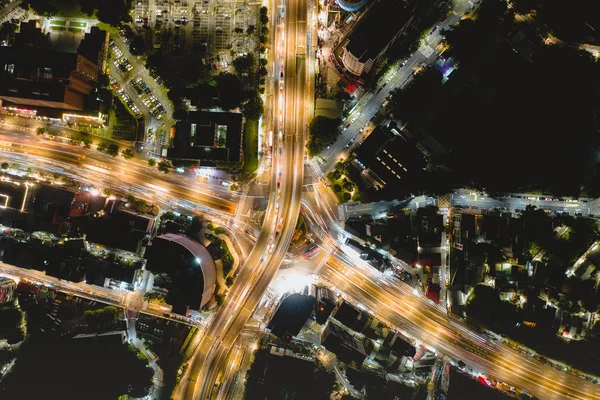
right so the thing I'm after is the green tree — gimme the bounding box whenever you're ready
[35,127,46,136]
[217,72,244,110]
[144,291,166,304]
[215,293,225,306]
[147,158,156,167]
[259,6,269,25]
[157,159,172,174]
[307,116,341,156]
[95,0,134,26]
[0,306,25,344]
[0,21,18,44]
[230,183,239,191]
[129,34,148,56]
[1,162,8,170]
[510,0,537,14]
[524,241,541,259]
[233,54,255,75]
[333,184,342,193]
[187,216,204,237]
[97,142,108,153]
[107,143,120,157]
[121,147,135,160]
[243,94,264,120]
[225,276,234,287]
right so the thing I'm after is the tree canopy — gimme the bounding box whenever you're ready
[395,0,600,196]
[232,54,255,75]
[512,0,600,43]
[216,72,244,110]
[307,116,341,156]
[0,306,25,344]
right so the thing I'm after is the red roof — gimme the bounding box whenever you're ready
[425,283,441,304]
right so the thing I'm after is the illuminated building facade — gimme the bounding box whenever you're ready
[0,21,109,122]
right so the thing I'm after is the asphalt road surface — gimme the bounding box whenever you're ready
[0,124,238,216]
[320,254,600,400]
[177,0,309,398]
[315,0,475,176]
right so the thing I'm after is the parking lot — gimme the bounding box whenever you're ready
[108,40,168,121]
[131,0,258,56]
[0,1,27,25]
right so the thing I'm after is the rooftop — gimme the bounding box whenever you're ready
[267,293,316,340]
[354,125,425,190]
[145,233,216,309]
[345,0,411,62]
[168,110,243,163]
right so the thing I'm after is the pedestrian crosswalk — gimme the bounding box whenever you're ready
[0,123,32,132]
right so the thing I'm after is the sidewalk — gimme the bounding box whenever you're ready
[126,317,165,400]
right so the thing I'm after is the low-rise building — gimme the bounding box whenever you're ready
[168,110,243,164]
[353,125,426,191]
[321,319,370,364]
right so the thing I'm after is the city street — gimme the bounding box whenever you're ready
[108,34,174,152]
[319,253,600,400]
[0,261,202,327]
[314,0,475,176]
[2,0,600,398]
[0,123,239,217]
[177,0,309,397]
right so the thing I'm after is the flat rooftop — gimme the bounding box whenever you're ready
[345,0,410,62]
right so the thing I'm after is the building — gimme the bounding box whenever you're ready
[314,285,337,324]
[315,98,344,120]
[321,319,369,364]
[0,277,17,304]
[77,210,152,254]
[168,110,244,164]
[339,0,414,76]
[267,293,316,340]
[145,233,216,310]
[336,0,370,12]
[77,26,110,73]
[0,21,108,121]
[354,125,425,190]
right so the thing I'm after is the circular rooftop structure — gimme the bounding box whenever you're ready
[145,233,216,309]
[337,0,369,12]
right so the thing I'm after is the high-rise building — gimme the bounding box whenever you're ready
[340,0,414,76]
